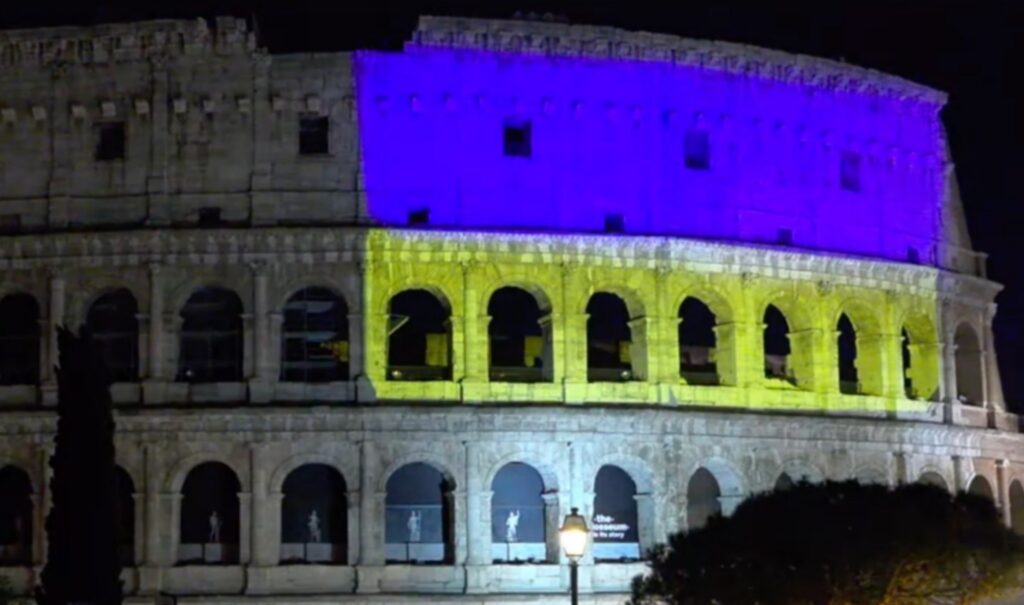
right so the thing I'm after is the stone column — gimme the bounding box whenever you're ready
[448,314,466,383]
[462,313,489,383]
[542,492,561,563]
[346,311,365,382]
[983,312,1005,407]
[627,316,651,381]
[356,441,384,594]
[538,312,562,384]
[42,273,66,403]
[464,441,490,571]
[249,262,271,402]
[951,455,966,492]
[563,312,589,402]
[347,490,361,566]
[997,460,1011,527]
[711,322,745,387]
[635,493,656,554]
[166,493,183,565]
[132,493,145,566]
[942,335,958,404]
[787,328,823,392]
[238,492,253,564]
[144,264,166,405]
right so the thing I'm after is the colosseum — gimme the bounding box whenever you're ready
[0,13,1019,604]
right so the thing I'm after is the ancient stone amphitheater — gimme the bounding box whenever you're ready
[0,14,1018,604]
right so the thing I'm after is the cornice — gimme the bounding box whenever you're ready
[411,16,947,107]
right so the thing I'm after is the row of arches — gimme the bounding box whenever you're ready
[2,461,1021,567]
[0,285,985,404]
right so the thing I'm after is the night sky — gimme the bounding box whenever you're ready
[3,1,1021,406]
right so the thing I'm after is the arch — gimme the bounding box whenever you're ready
[762,303,795,385]
[576,284,647,320]
[280,287,349,383]
[0,465,33,565]
[491,462,549,563]
[917,470,949,491]
[678,296,719,386]
[482,453,560,496]
[114,465,136,566]
[178,461,241,564]
[672,286,734,325]
[387,289,453,381]
[168,274,250,319]
[384,462,456,563]
[586,292,643,382]
[686,467,721,530]
[164,453,247,494]
[593,465,643,562]
[273,275,357,315]
[1009,480,1024,535]
[488,286,552,383]
[901,311,940,401]
[0,293,40,385]
[589,453,656,496]
[269,453,348,495]
[177,287,244,383]
[86,288,140,383]
[954,322,984,406]
[836,313,859,394]
[280,464,347,564]
[967,474,995,502]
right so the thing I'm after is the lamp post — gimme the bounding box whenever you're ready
[559,507,589,605]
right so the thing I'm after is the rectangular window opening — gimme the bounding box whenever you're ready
[604,213,625,233]
[197,207,223,227]
[684,129,710,170]
[95,122,126,161]
[408,208,430,226]
[299,116,330,155]
[840,150,862,192]
[503,120,532,158]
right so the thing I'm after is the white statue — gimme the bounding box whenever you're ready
[407,510,422,543]
[505,509,520,543]
[208,510,221,543]
[308,509,322,543]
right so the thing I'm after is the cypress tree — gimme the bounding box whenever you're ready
[36,326,122,605]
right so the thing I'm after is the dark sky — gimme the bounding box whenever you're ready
[4,1,1022,406]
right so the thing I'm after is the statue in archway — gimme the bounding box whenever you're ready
[506,509,520,543]
[208,510,221,543]
[308,510,322,543]
[407,510,421,543]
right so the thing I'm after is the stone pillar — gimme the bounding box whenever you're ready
[448,314,465,383]
[346,312,364,382]
[942,335,958,403]
[347,490,361,566]
[42,273,66,402]
[238,492,253,564]
[891,451,909,485]
[787,328,823,391]
[712,322,745,387]
[462,313,489,383]
[268,312,283,382]
[563,312,589,401]
[983,313,1005,407]
[951,455,966,492]
[635,493,656,554]
[166,493,183,565]
[145,264,165,399]
[542,492,561,563]
[538,312,561,384]
[464,441,490,572]
[356,441,385,594]
[249,263,271,402]
[626,316,651,381]
[132,493,145,566]
[997,460,1011,527]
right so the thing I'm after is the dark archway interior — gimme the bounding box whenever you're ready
[388,290,451,380]
[281,464,347,563]
[384,462,454,563]
[178,288,243,383]
[180,462,241,557]
[0,294,40,386]
[281,287,349,383]
[593,465,639,562]
[587,292,632,381]
[491,462,546,548]
[678,297,718,384]
[763,304,791,381]
[837,313,858,394]
[686,467,721,530]
[488,287,547,382]
[87,289,139,383]
[0,466,33,564]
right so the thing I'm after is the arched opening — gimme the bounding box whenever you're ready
[491,462,549,563]
[775,472,794,491]
[0,466,32,565]
[488,287,552,383]
[387,290,452,381]
[593,465,640,562]
[177,288,243,383]
[763,304,794,385]
[836,313,859,394]
[281,288,349,382]
[114,466,135,566]
[586,292,638,382]
[179,462,240,564]
[280,464,347,564]
[954,323,984,406]
[86,289,139,383]
[902,317,940,401]
[917,471,948,491]
[0,294,40,385]
[384,462,454,563]
[1009,481,1024,535]
[678,297,718,385]
[686,467,721,530]
[967,475,994,503]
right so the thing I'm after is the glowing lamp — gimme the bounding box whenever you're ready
[559,507,589,561]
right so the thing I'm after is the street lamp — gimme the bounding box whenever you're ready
[559,507,589,605]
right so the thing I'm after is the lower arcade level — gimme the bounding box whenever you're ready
[1,404,1023,602]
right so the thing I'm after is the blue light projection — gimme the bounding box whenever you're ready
[355,46,945,264]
